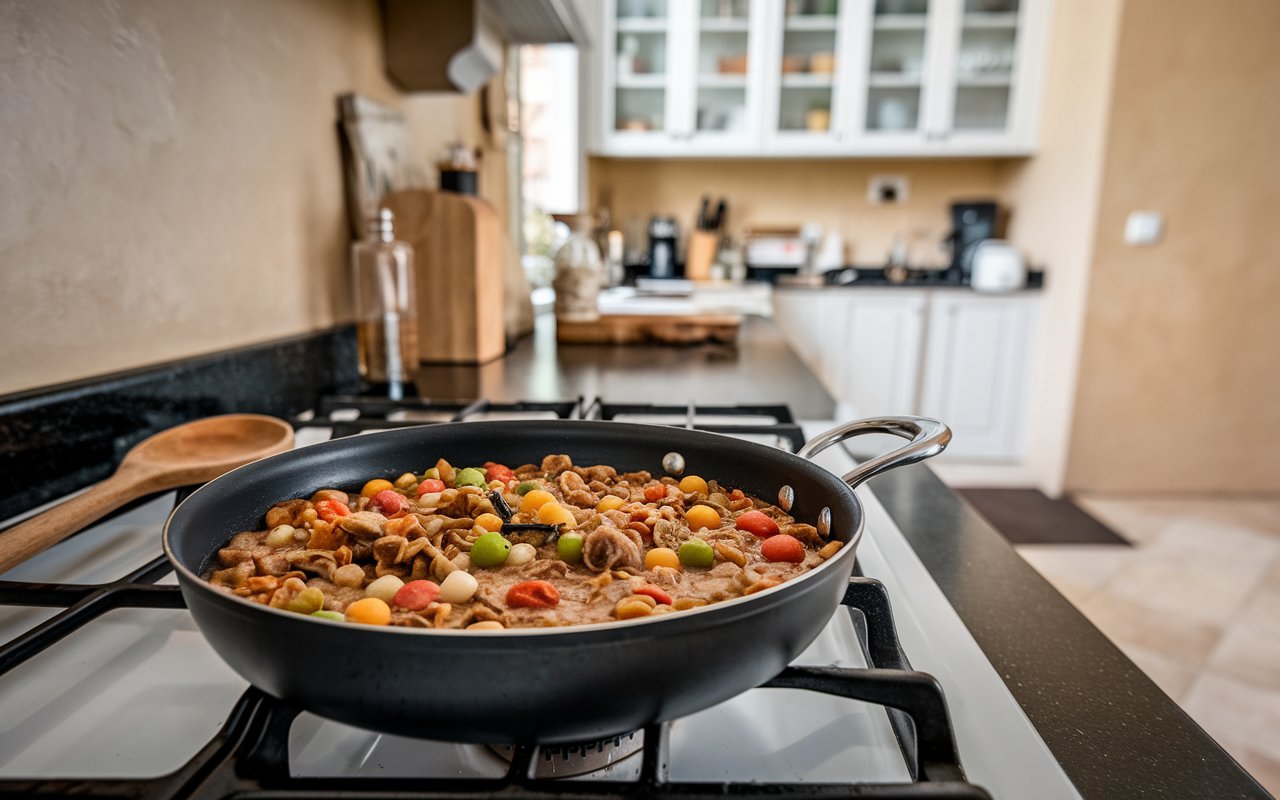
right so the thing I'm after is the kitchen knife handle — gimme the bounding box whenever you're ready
[798,416,951,489]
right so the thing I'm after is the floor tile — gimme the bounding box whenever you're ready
[1016,493,1280,793]
[1015,545,1135,604]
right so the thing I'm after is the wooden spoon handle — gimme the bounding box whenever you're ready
[0,469,159,574]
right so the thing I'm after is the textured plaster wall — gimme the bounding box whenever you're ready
[1064,0,1280,492]
[0,0,414,395]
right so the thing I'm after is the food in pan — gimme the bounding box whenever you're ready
[204,454,843,630]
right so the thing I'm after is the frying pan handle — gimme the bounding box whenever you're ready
[798,417,951,489]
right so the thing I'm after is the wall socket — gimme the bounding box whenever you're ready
[868,174,910,205]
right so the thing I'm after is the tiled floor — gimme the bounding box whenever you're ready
[1015,494,1280,796]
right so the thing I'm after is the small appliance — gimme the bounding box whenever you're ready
[969,240,1027,292]
[944,201,1002,283]
[647,216,679,279]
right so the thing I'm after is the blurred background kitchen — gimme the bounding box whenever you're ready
[2,0,1279,792]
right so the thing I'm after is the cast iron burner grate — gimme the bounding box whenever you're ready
[0,408,990,798]
[586,399,807,452]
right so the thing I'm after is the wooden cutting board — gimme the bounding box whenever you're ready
[556,313,742,345]
[383,189,506,364]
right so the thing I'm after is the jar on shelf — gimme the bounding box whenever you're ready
[551,214,603,322]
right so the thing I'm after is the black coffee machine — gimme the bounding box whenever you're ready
[944,201,1002,284]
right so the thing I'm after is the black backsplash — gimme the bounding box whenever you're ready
[0,327,359,519]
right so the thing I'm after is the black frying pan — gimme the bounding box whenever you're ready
[163,417,948,744]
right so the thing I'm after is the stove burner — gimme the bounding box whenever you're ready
[490,730,645,779]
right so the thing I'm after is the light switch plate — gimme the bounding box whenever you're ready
[1124,211,1163,246]
[868,175,909,205]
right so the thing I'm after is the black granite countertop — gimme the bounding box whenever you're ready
[414,312,837,420]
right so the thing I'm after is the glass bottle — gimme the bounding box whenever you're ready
[552,215,604,322]
[352,208,417,398]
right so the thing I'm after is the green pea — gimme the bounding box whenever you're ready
[285,587,325,614]
[471,531,512,567]
[557,532,584,563]
[678,538,715,568]
[310,610,345,622]
[423,467,440,480]
[456,467,487,488]
[516,481,540,496]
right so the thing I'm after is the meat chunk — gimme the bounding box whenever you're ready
[582,526,643,573]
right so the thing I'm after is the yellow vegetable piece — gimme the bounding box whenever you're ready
[615,599,655,620]
[538,502,577,528]
[519,489,556,514]
[345,597,391,625]
[475,512,505,532]
[467,620,505,630]
[685,504,721,531]
[596,495,626,512]
[361,479,394,499]
[678,475,709,495]
[645,547,681,570]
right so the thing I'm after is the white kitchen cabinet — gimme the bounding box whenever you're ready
[590,0,1049,156]
[773,288,925,416]
[773,287,1038,462]
[828,290,927,415]
[918,292,1037,461]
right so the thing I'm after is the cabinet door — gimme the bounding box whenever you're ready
[830,292,927,415]
[927,0,1048,154]
[674,0,769,154]
[761,0,858,154]
[848,0,941,153]
[600,0,687,155]
[919,293,1037,460]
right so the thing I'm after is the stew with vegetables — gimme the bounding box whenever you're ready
[204,454,843,630]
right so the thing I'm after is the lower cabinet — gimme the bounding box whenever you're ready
[773,288,1038,462]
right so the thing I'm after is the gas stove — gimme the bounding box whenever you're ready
[0,397,1081,799]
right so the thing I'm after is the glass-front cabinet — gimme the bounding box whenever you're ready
[593,0,1046,156]
[600,0,767,155]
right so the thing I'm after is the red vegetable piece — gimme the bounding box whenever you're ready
[506,580,560,608]
[484,461,515,483]
[371,489,407,516]
[314,499,350,522]
[633,584,672,605]
[393,580,440,611]
[417,478,446,495]
[736,510,780,538]
[643,484,667,502]
[761,534,805,564]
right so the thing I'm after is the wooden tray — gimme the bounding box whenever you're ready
[556,313,742,345]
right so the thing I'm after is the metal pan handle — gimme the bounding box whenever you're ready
[798,417,951,489]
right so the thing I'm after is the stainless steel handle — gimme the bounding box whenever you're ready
[798,416,951,489]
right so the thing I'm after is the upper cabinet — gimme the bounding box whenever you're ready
[591,0,1048,157]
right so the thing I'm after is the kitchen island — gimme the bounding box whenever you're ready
[413,311,836,419]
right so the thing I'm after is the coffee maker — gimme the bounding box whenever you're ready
[944,201,1002,284]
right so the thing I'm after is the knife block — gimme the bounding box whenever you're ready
[383,189,505,364]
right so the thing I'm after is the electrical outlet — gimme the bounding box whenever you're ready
[868,175,909,205]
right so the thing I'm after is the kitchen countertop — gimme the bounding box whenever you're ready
[413,311,836,419]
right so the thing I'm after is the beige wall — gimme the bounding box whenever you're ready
[589,158,1005,266]
[986,0,1125,494]
[0,0,486,396]
[1064,0,1280,492]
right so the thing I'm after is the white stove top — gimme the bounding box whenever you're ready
[0,420,1080,798]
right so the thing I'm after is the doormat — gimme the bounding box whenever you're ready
[958,489,1131,546]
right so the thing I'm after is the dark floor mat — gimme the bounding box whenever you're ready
[957,489,1131,546]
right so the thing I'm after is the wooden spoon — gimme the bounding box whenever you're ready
[0,414,294,574]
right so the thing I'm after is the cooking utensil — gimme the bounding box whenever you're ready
[0,415,294,574]
[163,417,948,744]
